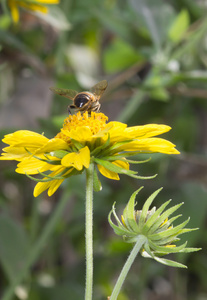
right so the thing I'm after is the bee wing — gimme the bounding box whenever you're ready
[50,87,78,100]
[90,80,108,100]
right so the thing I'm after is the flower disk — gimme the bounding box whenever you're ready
[0,112,179,197]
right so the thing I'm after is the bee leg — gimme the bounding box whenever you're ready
[68,106,72,115]
[68,105,76,115]
[92,103,101,113]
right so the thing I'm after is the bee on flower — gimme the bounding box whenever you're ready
[0,109,179,197]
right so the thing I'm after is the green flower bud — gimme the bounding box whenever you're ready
[109,187,201,268]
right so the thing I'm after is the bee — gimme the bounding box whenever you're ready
[50,80,108,114]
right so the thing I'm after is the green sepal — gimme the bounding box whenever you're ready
[52,150,70,159]
[179,247,202,253]
[93,167,102,192]
[122,187,143,233]
[94,158,137,175]
[109,139,134,151]
[179,228,199,234]
[25,173,53,182]
[124,157,151,164]
[25,172,64,182]
[148,203,184,235]
[70,139,84,150]
[142,200,171,234]
[91,134,111,157]
[149,218,190,241]
[152,255,187,268]
[25,153,61,166]
[24,148,61,165]
[108,203,135,236]
[102,156,151,164]
[139,188,163,230]
[148,240,188,253]
[155,215,182,233]
[143,243,187,268]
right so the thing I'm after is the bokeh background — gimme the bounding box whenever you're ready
[0,1,207,299]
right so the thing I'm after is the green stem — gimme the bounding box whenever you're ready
[2,194,70,300]
[110,235,147,300]
[85,163,94,300]
[1,0,9,15]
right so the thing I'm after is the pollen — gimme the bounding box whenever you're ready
[55,112,108,143]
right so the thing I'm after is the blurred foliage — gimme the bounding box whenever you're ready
[0,0,207,299]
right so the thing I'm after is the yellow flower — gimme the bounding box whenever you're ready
[0,112,179,197]
[8,0,60,23]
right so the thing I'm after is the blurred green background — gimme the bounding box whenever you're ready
[0,0,207,299]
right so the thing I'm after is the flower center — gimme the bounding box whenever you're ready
[55,112,108,143]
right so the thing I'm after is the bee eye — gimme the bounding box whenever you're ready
[74,94,90,108]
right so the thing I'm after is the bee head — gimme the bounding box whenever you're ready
[74,92,94,108]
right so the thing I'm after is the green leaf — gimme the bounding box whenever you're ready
[0,215,30,283]
[168,10,190,42]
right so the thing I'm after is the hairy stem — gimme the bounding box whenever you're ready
[85,163,94,300]
[110,235,147,300]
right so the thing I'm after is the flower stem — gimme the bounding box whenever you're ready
[85,163,94,300]
[110,235,147,300]
[1,194,70,300]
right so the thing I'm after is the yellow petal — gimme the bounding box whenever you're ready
[16,156,60,174]
[14,1,48,13]
[48,179,64,196]
[34,178,64,197]
[93,123,113,138]
[78,146,90,169]
[61,126,93,142]
[33,166,68,197]
[117,138,180,154]
[8,0,19,23]
[124,124,171,138]
[107,122,128,142]
[0,146,30,160]
[97,164,120,180]
[33,181,51,197]
[36,0,59,3]
[113,159,129,170]
[61,146,90,170]
[2,130,49,147]
[35,138,69,154]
